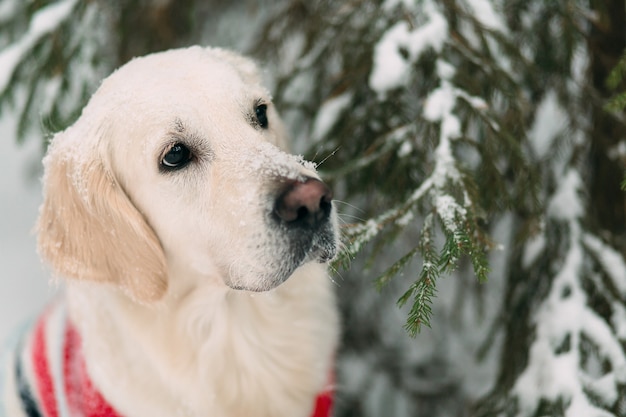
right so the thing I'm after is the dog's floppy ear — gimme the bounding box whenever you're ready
[37,131,167,303]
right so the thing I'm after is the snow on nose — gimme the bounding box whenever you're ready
[242,141,317,181]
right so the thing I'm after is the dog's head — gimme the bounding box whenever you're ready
[37,47,338,302]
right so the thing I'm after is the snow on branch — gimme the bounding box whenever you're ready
[583,234,626,299]
[349,52,491,333]
[0,0,77,96]
[514,223,626,416]
[512,169,626,416]
[369,0,448,97]
[261,0,522,335]
[0,0,110,141]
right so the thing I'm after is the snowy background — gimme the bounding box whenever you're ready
[0,115,50,341]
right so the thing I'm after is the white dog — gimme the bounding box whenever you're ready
[0,46,339,417]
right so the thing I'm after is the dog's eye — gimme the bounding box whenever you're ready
[162,143,192,170]
[255,104,268,129]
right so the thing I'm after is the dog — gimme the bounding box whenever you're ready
[0,46,339,417]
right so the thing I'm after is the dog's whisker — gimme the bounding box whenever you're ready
[327,273,342,288]
[338,213,366,223]
[333,200,365,214]
[315,146,340,167]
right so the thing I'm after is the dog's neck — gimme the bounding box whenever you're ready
[65,262,338,417]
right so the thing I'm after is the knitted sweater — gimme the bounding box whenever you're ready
[0,303,333,417]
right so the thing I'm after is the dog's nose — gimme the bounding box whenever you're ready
[274,178,333,227]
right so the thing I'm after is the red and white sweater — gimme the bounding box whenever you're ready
[0,303,333,417]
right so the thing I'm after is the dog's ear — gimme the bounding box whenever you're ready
[37,133,167,303]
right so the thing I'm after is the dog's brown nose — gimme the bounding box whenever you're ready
[274,178,333,226]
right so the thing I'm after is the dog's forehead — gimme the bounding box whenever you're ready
[74,48,273,153]
[95,48,265,114]
[116,56,246,98]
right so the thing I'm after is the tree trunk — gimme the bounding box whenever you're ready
[587,0,626,252]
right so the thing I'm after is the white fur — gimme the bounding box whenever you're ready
[35,46,339,417]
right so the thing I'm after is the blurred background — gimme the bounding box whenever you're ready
[0,115,49,343]
[2,1,626,416]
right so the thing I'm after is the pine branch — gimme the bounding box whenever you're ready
[396,213,440,335]
[606,50,626,91]
[0,0,112,142]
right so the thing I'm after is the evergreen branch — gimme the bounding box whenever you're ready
[335,177,434,267]
[375,245,421,291]
[605,93,626,112]
[0,0,78,98]
[606,50,626,91]
[400,274,437,335]
[469,235,490,284]
[319,124,413,178]
[397,213,440,335]
[438,224,467,273]
[0,0,109,142]
[461,189,491,284]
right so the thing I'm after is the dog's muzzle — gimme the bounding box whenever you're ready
[228,176,337,293]
[271,176,337,269]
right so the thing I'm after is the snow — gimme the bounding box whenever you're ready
[436,59,455,80]
[369,1,487,246]
[424,62,489,142]
[582,372,619,407]
[415,65,473,234]
[522,229,546,268]
[0,0,77,95]
[369,1,448,96]
[422,67,464,190]
[423,82,457,123]
[464,0,507,33]
[368,22,413,94]
[583,234,626,298]
[515,96,624,412]
[514,222,587,416]
[382,0,414,12]
[612,303,626,341]
[514,203,626,416]
[30,0,75,34]
[239,140,316,182]
[580,307,626,375]
[351,218,382,254]
[547,169,583,221]
[311,92,352,141]
[528,90,568,159]
[397,140,412,157]
[435,195,466,232]
[457,90,488,111]
[608,140,626,161]
[404,10,448,63]
[407,177,434,206]
[440,113,461,140]
[431,125,461,188]
[40,75,63,116]
[294,155,318,173]
[395,209,414,227]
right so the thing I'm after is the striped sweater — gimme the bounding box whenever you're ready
[0,303,333,417]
